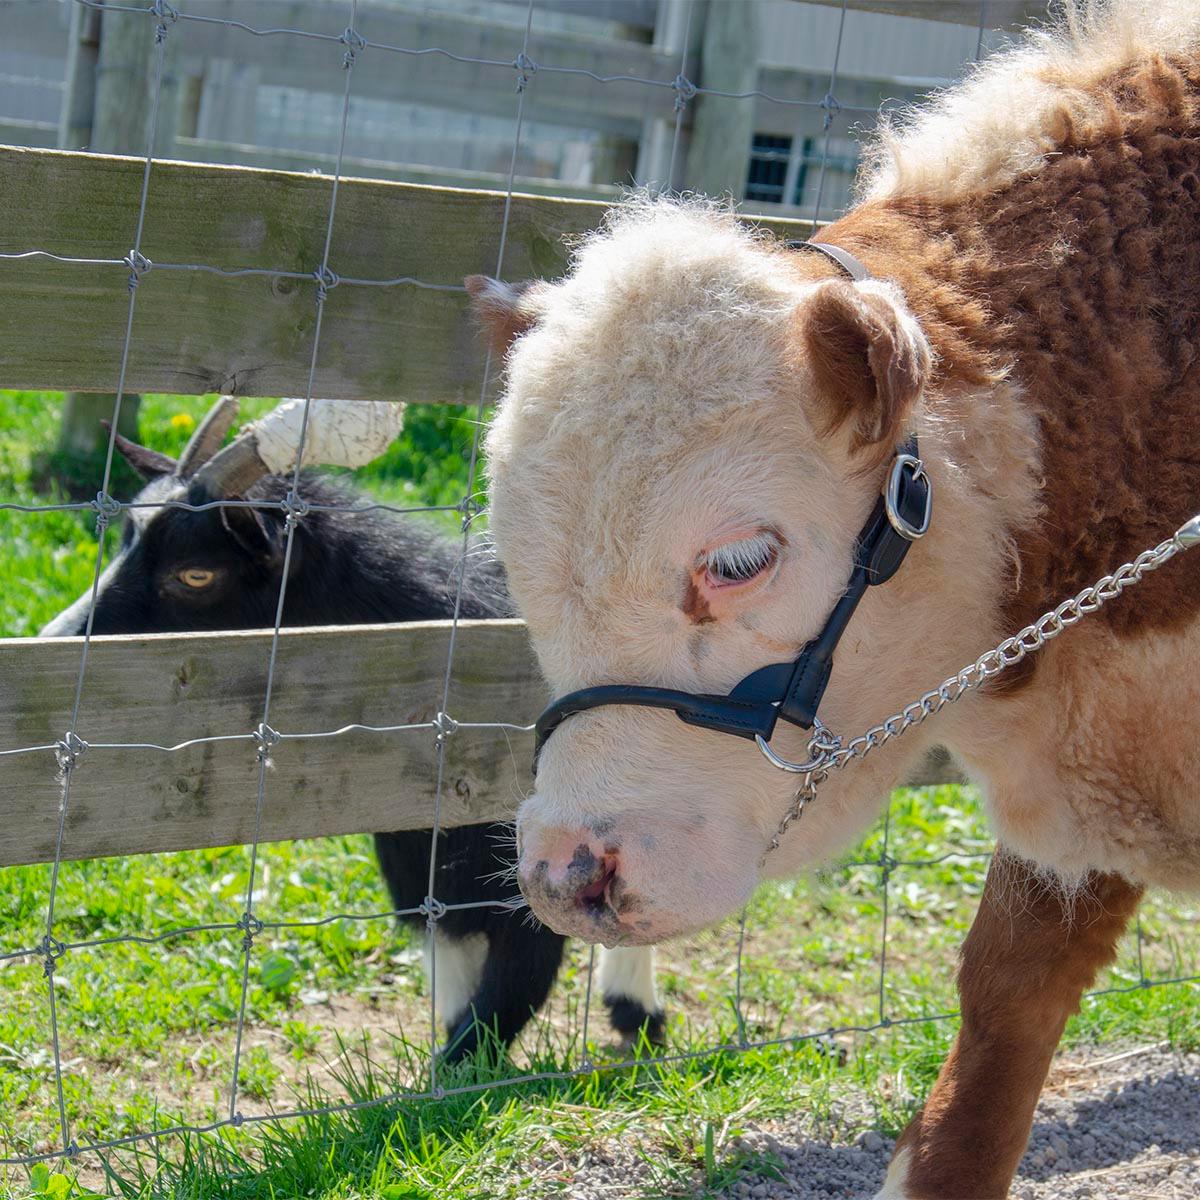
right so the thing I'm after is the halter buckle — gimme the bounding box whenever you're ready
[884,453,931,541]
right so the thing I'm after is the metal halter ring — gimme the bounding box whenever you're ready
[883,453,932,541]
[755,717,842,774]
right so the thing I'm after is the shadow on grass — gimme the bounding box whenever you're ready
[67,1022,844,1200]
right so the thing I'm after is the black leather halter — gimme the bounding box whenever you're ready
[532,242,932,771]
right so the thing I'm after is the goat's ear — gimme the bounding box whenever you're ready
[801,279,931,466]
[104,423,178,481]
[464,275,545,357]
[220,503,284,565]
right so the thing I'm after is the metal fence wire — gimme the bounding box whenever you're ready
[0,0,1197,1174]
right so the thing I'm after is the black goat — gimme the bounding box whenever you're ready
[41,400,663,1062]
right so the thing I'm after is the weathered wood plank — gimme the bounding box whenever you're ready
[494,0,657,30]
[792,0,1046,28]
[0,618,963,868]
[0,147,817,402]
[0,119,57,147]
[0,620,544,868]
[166,1,675,131]
[175,136,625,201]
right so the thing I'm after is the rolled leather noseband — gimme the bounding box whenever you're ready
[532,242,932,772]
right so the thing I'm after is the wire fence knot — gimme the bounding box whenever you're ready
[420,896,447,929]
[123,250,153,291]
[513,52,538,92]
[341,27,366,68]
[456,495,484,528]
[254,723,281,765]
[54,732,89,774]
[281,490,310,525]
[820,91,842,129]
[672,74,697,112]
[237,912,264,952]
[92,490,123,532]
[432,711,458,742]
[39,935,67,977]
[151,0,179,42]
[313,265,340,303]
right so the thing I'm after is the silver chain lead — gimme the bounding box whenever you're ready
[762,513,1200,860]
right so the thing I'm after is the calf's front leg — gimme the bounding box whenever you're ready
[879,850,1142,1199]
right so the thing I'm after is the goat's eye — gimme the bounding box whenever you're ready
[703,533,777,587]
[178,568,215,589]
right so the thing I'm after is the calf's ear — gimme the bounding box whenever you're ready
[464,276,546,357]
[801,279,931,466]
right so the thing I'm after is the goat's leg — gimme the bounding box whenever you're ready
[424,929,488,1035]
[599,947,666,1046]
[441,919,566,1064]
[878,851,1142,1199]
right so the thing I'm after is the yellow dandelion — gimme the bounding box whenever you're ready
[170,412,196,433]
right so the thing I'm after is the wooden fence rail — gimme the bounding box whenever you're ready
[0,619,961,869]
[0,146,816,403]
[0,620,544,868]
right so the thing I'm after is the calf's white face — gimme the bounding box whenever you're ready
[478,201,931,946]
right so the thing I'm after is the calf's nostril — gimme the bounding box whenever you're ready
[575,857,618,917]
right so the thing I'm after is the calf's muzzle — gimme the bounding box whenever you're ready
[517,831,635,943]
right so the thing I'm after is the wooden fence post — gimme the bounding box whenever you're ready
[52,2,181,496]
[58,1,101,151]
[195,58,260,146]
[682,0,760,199]
[634,0,702,190]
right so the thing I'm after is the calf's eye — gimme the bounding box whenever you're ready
[178,568,215,589]
[703,533,778,587]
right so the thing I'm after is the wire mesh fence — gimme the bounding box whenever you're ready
[0,0,1197,1178]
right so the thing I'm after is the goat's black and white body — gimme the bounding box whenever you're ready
[42,437,662,1061]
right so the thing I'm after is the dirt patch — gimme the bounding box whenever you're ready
[549,1043,1200,1199]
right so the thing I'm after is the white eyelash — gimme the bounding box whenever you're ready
[704,533,776,583]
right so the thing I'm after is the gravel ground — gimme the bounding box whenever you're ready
[552,1043,1200,1199]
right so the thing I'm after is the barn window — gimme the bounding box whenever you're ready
[792,135,860,214]
[745,133,793,203]
[745,132,861,217]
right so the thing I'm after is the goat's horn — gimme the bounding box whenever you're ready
[188,428,271,497]
[177,395,240,478]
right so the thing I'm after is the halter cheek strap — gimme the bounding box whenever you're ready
[531,241,931,773]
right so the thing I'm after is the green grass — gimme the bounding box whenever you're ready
[1,393,1198,1199]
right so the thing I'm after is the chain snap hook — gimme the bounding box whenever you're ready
[1175,513,1200,549]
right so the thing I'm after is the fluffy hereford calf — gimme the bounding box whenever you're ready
[472,3,1200,1196]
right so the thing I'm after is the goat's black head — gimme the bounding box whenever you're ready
[40,397,299,636]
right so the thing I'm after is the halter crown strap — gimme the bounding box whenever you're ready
[788,239,871,282]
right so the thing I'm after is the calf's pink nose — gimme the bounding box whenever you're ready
[573,855,618,916]
[517,832,623,935]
